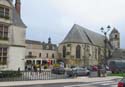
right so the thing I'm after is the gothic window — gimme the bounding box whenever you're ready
[0,24,8,40]
[95,48,97,59]
[0,47,7,65]
[29,52,32,56]
[0,6,9,19]
[52,54,54,58]
[63,46,66,58]
[76,45,81,58]
[39,53,41,57]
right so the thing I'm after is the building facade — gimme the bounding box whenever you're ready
[25,38,58,70]
[0,0,26,70]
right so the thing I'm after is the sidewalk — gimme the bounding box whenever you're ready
[0,76,122,87]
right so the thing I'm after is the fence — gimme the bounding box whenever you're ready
[0,70,67,82]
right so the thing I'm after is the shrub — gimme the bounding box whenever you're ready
[53,63,60,68]
[0,71,22,78]
[44,64,48,69]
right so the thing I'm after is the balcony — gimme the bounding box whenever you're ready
[0,15,10,20]
[0,16,11,24]
[25,55,37,59]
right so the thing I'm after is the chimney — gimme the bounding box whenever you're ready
[15,0,21,17]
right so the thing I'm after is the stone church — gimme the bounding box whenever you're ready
[58,24,120,67]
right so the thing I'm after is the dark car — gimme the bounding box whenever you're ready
[51,67,65,74]
[109,61,125,73]
[67,67,90,77]
[118,78,125,87]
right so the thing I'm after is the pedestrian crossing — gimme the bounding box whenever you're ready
[64,80,118,87]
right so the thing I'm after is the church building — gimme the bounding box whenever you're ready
[58,24,120,67]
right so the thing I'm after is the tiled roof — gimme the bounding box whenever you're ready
[42,42,57,50]
[61,24,111,48]
[26,40,57,50]
[26,40,42,45]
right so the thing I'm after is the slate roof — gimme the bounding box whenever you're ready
[42,42,57,50]
[61,24,110,48]
[26,40,42,45]
[7,0,27,28]
[26,40,57,50]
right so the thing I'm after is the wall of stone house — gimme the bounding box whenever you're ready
[26,48,58,59]
[26,44,43,50]
[0,1,26,70]
[8,46,25,70]
[9,25,26,46]
[58,43,101,66]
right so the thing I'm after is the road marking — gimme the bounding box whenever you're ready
[101,82,117,86]
[64,80,116,87]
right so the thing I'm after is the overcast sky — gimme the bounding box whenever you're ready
[16,0,125,48]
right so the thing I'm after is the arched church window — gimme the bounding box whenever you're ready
[63,46,66,58]
[52,53,54,58]
[76,45,81,58]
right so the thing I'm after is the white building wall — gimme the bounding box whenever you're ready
[26,48,58,59]
[8,47,25,70]
[9,26,26,46]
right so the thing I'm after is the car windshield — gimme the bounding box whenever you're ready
[109,61,125,68]
[72,68,85,71]
[115,62,125,67]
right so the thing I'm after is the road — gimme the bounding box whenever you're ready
[10,78,120,87]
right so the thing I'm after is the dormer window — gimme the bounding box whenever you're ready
[0,6,9,19]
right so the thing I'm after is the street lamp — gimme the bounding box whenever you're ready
[100,25,111,65]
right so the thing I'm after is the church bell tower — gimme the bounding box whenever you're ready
[109,28,120,49]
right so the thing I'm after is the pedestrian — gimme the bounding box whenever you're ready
[101,65,106,77]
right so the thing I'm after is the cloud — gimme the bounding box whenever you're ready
[20,0,125,48]
[50,0,125,23]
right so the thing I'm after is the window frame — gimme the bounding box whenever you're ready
[0,24,9,40]
[0,5,9,19]
[76,45,81,58]
[0,47,8,65]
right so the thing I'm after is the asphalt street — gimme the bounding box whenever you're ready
[8,78,120,87]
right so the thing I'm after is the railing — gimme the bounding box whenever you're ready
[0,70,67,82]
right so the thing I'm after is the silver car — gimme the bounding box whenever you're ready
[67,67,90,77]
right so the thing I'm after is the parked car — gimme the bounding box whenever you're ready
[51,67,65,74]
[118,78,125,87]
[67,67,90,77]
[109,61,125,73]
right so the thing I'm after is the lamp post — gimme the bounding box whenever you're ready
[100,25,111,65]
